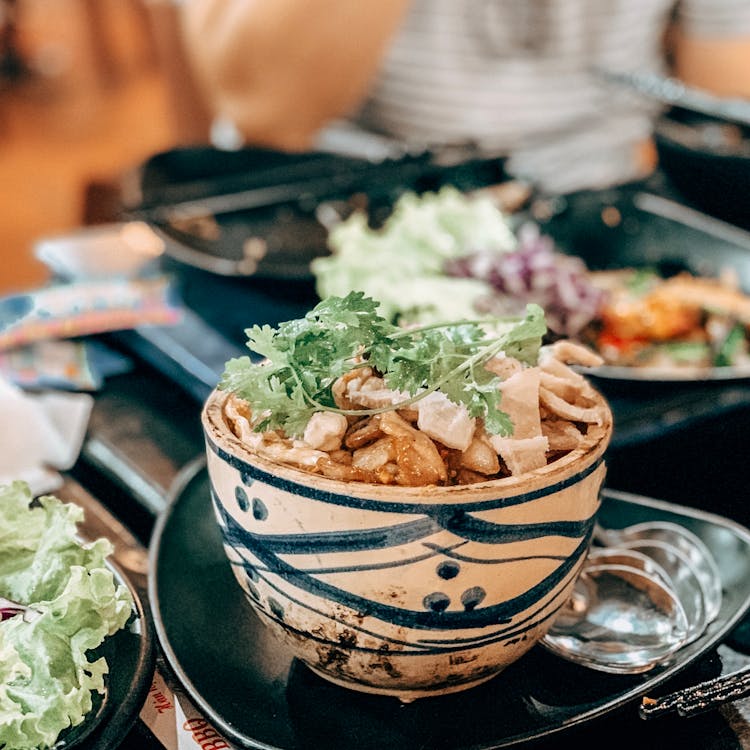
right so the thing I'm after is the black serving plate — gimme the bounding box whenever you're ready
[125,145,507,281]
[148,459,750,750]
[56,557,155,749]
[535,186,750,392]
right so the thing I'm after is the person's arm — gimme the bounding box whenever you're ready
[672,32,750,98]
[178,0,411,150]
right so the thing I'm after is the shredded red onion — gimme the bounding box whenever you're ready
[445,223,604,337]
[1,596,39,622]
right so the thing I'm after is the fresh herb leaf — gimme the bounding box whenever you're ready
[219,294,547,437]
[663,340,711,364]
[495,303,546,365]
[714,322,745,367]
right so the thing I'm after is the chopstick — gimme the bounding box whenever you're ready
[640,664,750,719]
[132,153,438,225]
[594,68,750,128]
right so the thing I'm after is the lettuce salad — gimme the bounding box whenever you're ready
[311,186,603,337]
[312,186,517,323]
[0,482,133,750]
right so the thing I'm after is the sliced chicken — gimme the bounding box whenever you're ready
[416,391,475,451]
[303,411,348,451]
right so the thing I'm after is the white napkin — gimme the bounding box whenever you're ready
[0,376,93,495]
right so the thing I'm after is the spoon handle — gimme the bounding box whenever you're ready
[593,68,750,128]
[640,665,750,719]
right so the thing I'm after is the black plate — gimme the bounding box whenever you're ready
[56,558,155,749]
[127,146,507,281]
[586,363,750,383]
[148,460,750,750]
[536,188,750,288]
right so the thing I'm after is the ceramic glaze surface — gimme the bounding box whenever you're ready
[202,390,612,700]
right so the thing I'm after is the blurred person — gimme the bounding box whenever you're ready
[175,0,750,194]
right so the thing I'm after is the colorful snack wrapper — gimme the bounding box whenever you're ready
[140,670,234,750]
[0,340,96,390]
[0,277,181,351]
[0,340,133,391]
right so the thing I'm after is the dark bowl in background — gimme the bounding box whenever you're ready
[654,108,750,230]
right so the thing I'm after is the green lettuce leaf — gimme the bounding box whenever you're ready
[311,186,516,324]
[0,482,133,750]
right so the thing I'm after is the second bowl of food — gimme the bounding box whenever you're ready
[201,293,612,701]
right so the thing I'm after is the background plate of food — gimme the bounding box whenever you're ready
[310,182,750,384]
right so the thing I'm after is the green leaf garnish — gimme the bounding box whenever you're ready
[625,267,659,296]
[714,323,746,367]
[219,293,547,438]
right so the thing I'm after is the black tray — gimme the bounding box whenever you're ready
[124,146,507,280]
[148,460,750,750]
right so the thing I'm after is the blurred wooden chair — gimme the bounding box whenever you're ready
[0,0,29,84]
[138,0,212,144]
[79,0,211,145]
[78,0,156,88]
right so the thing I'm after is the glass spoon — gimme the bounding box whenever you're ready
[542,562,690,674]
[611,539,707,645]
[595,521,722,624]
[586,547,675,588]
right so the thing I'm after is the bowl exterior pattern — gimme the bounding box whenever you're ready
[202,392,611,699]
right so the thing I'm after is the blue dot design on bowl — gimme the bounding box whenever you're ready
[423,592,450,612]
[234,485,268,521]
[234,486,249,512]
[246,579,261,601]
[437,561,460,580]
[268,598,285,621]
[252,498,268,521]
[240,471,255,486]
[246,566,260,583]
[461,587,486,611]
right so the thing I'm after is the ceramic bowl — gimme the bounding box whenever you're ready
[201,389,613,701]
[654,111,750,231]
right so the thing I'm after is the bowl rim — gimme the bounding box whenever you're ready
[201,388,613,504]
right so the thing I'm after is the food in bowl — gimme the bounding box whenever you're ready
[218,292,609,484]
[202,294,613,699]
[313,187,750,376]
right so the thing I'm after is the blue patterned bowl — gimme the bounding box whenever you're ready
[202,390,612,701]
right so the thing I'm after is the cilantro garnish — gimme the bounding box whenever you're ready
[219,292,546,438]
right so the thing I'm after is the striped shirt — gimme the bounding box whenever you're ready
[342,0,750,193]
